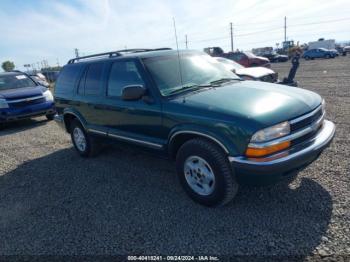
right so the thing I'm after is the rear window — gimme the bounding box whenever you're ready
[55,64,84,95]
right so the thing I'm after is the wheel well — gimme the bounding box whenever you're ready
[63,113,76,133]
[169,133,228,159]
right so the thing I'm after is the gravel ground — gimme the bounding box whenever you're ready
[0,56,349,260]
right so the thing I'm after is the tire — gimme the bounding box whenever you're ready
[46,113,55,121]
[70,119,100,157]
[325,54,330,59]
[304,56,310,60]
[176,138,239,207]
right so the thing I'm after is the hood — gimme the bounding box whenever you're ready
[169,81,322,128]
[0,86,46,100]
[236,67,275,78]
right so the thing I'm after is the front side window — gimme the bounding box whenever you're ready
[107,61,145,97]
[0,74,36,90]
[143,53,239,96]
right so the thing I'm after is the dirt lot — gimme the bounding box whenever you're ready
[0,56,349,259]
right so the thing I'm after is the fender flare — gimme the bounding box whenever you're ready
[62,109,88,131]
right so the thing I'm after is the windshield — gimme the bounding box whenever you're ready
[244,51,257,58]
[143,53,240,96]
[0,74,36,90]
[214,57,244,70]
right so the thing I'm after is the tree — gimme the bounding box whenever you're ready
[1,61,15,72]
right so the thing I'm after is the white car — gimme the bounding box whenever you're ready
[214,57,278,83]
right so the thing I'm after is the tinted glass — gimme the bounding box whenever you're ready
[0,74,36,90]
[55,65,83,94]
[85,63,104,95]
[107,61,144,97]
[228,53,244,60]
[215,57,244,69]
[143,53,239,96]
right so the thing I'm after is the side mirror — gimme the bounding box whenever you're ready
[121,85,147,101]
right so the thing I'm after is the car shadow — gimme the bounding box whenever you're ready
[0,146,332,258]
[0,117,49,137]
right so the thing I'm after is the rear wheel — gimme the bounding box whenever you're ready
[304,56,310,60]
[70,119,100,157]
[176,138,239,207]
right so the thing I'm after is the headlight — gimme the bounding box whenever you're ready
[240,75,256,81]
[246,121,291,158]
[0,98,9,109]
[251,121,290,142]
[43,90,54,101]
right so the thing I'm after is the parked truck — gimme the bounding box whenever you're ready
[308,39,335,50]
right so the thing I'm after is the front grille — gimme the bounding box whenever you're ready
[290,105,324,146]
[291,106,323,132]
[261,73,278,83]
[9,97,46,109]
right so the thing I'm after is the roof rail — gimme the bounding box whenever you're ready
[67,48,172,64]
[68,51,122,64]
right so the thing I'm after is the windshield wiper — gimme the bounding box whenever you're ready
[167,83,212,95]
[210,78,240,85]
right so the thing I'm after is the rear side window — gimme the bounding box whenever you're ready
[107,61,144,97]
[84,63,104,95]
[55,65,83,94]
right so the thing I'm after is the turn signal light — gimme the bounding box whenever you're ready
[245,141,291,158]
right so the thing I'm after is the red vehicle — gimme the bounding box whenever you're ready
[204,47,270,68]
[224,51,270,68]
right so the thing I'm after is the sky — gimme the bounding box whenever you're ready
[1,0,350,71]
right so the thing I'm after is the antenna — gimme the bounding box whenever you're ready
[173,17,184,88]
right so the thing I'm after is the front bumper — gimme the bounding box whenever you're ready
[229,120,335,185]
[54,114,65,130]
[0,102,55,123]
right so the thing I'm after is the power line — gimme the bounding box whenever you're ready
[289,17,350,27]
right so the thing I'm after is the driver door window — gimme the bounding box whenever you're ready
[107,61,145,97]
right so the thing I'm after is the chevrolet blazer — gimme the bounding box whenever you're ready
[54,49,335,206]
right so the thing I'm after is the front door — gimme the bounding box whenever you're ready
[98,59,164,149]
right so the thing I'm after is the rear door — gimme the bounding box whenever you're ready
[75,62,109,133]
[97,59,164,148]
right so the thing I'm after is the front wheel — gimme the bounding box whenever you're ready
[46,113,55,121]
[176,138,239,207]
[325,54,330,59]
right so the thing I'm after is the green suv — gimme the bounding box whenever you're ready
[54,49,335,206]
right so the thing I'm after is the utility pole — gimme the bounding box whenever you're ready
[74,48,79,58]
[230,22,234,52]
[284,16,287,43]
[185,34,188,49]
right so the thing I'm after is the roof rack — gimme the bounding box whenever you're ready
[67,48,172,64]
